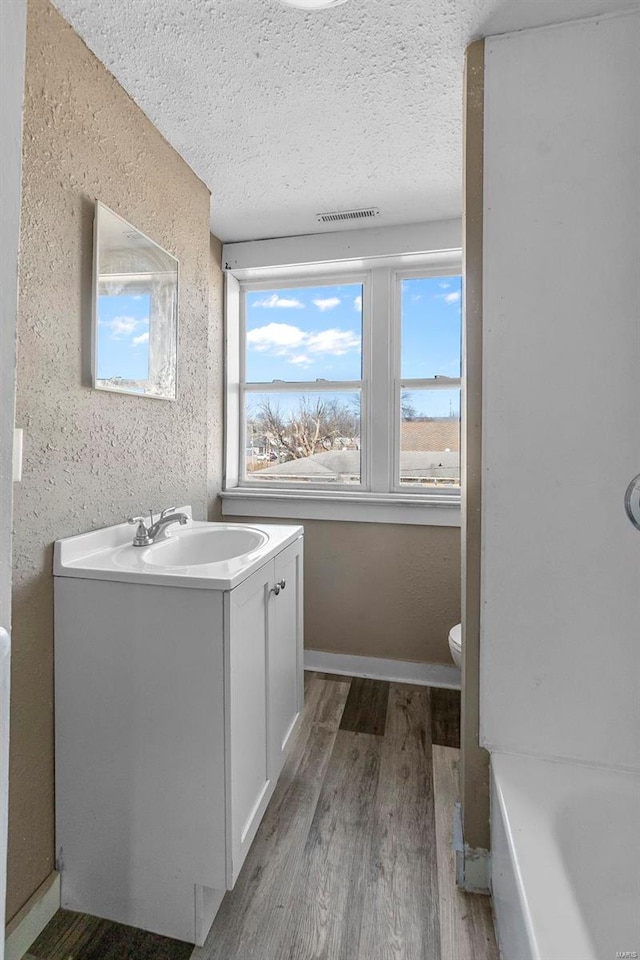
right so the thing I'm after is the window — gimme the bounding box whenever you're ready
[224,253,462,523]
[398,274,461,488]
[242,279,364,486]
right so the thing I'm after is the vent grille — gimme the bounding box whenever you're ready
[316,207,380,224]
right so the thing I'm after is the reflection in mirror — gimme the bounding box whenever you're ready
[93,202,178,399]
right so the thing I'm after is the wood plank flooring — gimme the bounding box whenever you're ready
[357,685,439,960]
[430,687,461,749]
[28,673,496,960]
[432,746,499,960]
[338,677,390,735]
[27,909,193,960]
[194,675,352,960]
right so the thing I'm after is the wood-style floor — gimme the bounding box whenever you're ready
[28,673,497,960]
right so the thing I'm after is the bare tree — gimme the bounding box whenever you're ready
[401,389,417,421]
[249,396,359,460]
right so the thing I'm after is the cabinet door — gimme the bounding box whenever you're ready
[226,561,273,886]
[268,538,303,778]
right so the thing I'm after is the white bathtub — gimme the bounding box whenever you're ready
[491,753,640,960]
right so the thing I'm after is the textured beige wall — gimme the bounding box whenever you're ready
[235,518,461,663]
[9,0,222,920]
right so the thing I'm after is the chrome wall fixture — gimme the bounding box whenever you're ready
[624,473,640,530]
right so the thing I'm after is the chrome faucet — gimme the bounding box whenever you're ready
[127,507,189,547]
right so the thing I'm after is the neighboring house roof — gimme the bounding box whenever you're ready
[400,419,460,452]
[257,451,357,477]
[255,449,459,480]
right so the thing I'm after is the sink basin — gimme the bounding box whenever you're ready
[142,525,269,568]
[54,511,302,590]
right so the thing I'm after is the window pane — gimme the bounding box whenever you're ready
[401,276,462,379]
[245,391,361,484]
[245,283,363,383]
[399,388,460,487]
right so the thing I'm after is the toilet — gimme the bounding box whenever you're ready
[448,623,462,668]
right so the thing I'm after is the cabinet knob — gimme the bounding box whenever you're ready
[271,579,286,596]
[278,579,286,591]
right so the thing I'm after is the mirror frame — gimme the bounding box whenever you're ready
[91,201,179,400]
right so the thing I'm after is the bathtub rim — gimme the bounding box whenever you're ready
[490,751,640,960]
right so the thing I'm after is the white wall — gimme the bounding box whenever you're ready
[0,1,27,951]
[480,12,640,771]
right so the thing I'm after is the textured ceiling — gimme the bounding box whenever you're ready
[53,0,639,242]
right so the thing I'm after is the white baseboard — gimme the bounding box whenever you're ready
[304,649,461,689]
[5,871,60,960]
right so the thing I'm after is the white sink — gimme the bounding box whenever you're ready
[142,525,268,568]
[54,508,303,590]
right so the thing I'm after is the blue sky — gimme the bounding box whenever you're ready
[245,276,461,417]
[246,282,363,382]
[97,293,151,380]
[400,276,461,379]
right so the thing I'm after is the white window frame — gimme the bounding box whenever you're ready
[238,272,370,493]
[222,250,462,527]
[392,265,462,494]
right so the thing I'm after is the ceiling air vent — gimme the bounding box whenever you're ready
[316,207,380,224]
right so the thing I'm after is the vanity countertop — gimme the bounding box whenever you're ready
[54,508,303,590]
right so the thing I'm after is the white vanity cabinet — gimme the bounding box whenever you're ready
[53,522,303,947]
[225,538,303,885]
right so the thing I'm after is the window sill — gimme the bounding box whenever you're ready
[220,488,461,527]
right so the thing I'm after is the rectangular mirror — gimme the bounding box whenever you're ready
[92,201,178,399]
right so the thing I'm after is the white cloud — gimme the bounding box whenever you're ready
[99,315,150,339]
[100,315,138,339]
[246,322,360,365]
[132,331,149,346]
[247,323,307,353]
[253,293,304,309]
[313,297,341,312]
[439,281,451,289]
[444,291,460,304]
[306,328,361,356]
[354,295,362,312]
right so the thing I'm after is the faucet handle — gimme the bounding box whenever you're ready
[160,506,176,519]
[128,516,151,547]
